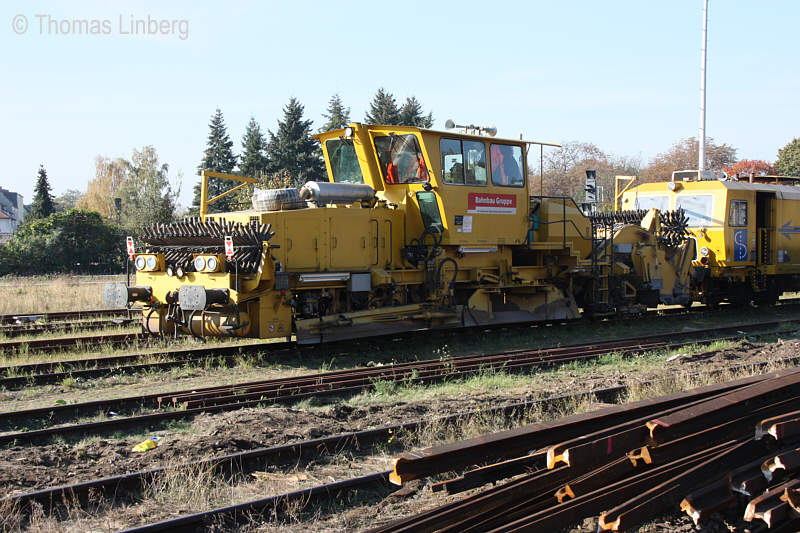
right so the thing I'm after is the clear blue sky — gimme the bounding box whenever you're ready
[2,0,798,208]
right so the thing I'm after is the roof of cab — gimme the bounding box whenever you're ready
[313,123,559,147]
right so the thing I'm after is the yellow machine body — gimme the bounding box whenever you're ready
[109,124,701,343]
[620,175,800,304]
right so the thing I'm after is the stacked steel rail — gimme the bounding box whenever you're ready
[13,369,800,532]
[378,368,800,532]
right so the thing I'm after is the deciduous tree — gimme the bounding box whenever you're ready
[0,209,123,275]
[54,189,85,213]
[775,138,800,177]
[118,146,179,234]
[723,159,776,178]
[78,156,127,218]
[537,141,640,204]
[639,137,737,182]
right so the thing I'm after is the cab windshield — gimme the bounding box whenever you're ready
[326,139,364,183]
[374,134,429,184]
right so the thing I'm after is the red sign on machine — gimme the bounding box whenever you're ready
[224,236,234,260]
[467,193,517,215]
[126,236,135,258]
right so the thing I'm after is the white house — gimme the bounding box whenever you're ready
[0,187,26,243]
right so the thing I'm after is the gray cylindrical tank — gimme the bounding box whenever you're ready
[252,188,307,211]
[299,181,375,206]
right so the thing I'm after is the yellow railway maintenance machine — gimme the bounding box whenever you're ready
[105,123,694,343]
[619,171,800,306]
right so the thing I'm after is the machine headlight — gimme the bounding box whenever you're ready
[194,256,206,272]
[175,266,185,278]
[166,265,175,277]
[206,256,218,272]
[145,255,157,271]
[135,256,146,271]
[700,247,709,257]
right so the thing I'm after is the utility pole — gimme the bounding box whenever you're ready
[699,0,708,172]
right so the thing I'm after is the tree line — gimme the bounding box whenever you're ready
[534,136,800,207]
[0,88,434,274]
[192,88,434,214]
[1,84,799,275]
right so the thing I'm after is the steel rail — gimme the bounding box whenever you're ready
[0,332,146,354]
[2,296,798,355]
[0,318,135,338]
[0,339,294,389]
[2,384,635,513]
[0,325,791,443]
[2,327,798,446]
[388,369,799,485]
[1,312,795,391]
[5,365,797,526]
[0,308,141,325]
[118,471,394,533]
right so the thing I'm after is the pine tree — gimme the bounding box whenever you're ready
[265,98,326,188]
[399,96,433,127]
[239,117,268,178]
[320,94,351,132]
[364,88,400,125]
[30,164,55,220]
[190,108,238,214]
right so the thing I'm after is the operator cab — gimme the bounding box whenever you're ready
[316,123,532,248]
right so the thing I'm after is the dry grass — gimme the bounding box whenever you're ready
[0,275,125,315]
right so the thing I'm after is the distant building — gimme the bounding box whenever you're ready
[0,187,27,243]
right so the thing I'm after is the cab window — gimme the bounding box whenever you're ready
[676,194,714,227]
[416,191,443,233]
[490,143,524,187]
[635,195,670,212]
[326,139,364,184]
[464,141,487,185]
[440,138,487,186]
[374,134,429,184]
[441,138,463,184]
[728,200,747,227]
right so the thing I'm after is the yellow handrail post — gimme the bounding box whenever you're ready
[614,175,637,212]
[200,170,209,218]
[199,170,259,217]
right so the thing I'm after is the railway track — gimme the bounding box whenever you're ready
[0,338,284,389]
[0,318,136,338]
[5,365,793,530]
[0,307,141,325]
[1,318,798,446]
[0,298,796,355]
[3,298,800,388]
